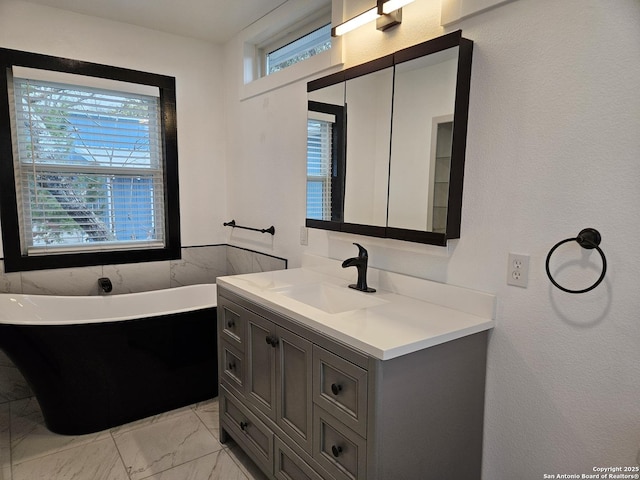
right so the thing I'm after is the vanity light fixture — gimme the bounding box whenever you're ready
[331,0,414,36]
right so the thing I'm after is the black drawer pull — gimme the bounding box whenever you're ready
[331,383,342,395]
[240,421,248,431]
[265,335,279,347]
[228,362,236,371]
[227,319,235,328]
[331,445,343,458]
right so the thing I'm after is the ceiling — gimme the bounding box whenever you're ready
[23,0,290,44]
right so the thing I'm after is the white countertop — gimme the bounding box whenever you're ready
[216,255,496,360]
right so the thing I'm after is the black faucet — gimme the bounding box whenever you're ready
[341,243,376,293]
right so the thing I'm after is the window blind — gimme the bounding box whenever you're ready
[11,76,165,254]
[306,118,332,221]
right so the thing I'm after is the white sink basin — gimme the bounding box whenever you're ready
[272,283,386,314]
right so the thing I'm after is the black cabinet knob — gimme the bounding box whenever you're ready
[228,362,236,371]
[331,445,342,458]
[227,319,235,328]
[265,335,279,347]
[240,421,248,431]
[331,383,342,395]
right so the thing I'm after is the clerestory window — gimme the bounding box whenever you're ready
[257,6,332,79]
[264,23,332,76]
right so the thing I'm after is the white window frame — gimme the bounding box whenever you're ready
[10,75,165,254]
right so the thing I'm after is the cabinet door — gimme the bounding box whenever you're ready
[313,346,368,438]
[220,340,244,397]
[275,437,328,480]
[313,408,367,480]
[217,296,246,351]
[276,327,313,454]
[246,311,277,420]
[220,387,273,475]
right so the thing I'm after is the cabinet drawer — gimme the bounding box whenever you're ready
[313,346,368,438]
[221,341,244,395]
[275,437,329,480]
[220,387,273,473]
[218,297,246,350]
[313,408,366,480]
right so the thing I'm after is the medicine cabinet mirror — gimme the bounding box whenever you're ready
[306,30,473,246]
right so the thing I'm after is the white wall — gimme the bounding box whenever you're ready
[388,55,457,230]
[224,0,640,477]
[0,0,228,248]
[343,68,393,226]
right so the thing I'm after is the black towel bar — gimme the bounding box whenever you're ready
[224,219,275,235]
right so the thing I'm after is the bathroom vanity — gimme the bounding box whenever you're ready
[216,256,494,480]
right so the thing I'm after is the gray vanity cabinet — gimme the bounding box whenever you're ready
[246,310,314,453]
[219,293,315,455]
[217,286,488,480]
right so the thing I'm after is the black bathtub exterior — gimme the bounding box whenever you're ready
[0,307,218,435]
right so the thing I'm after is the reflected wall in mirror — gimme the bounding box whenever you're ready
[306,30,473,246]
[343,67,393,227]
[387,47,458,232]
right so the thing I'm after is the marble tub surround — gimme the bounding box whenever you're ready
[21,265,104,296]
[2,396,268,480]
[0,265,20,295]
[226,245,287,276]
[171,245,228,287]
[217,254,496,360]
[0,244,285,297]
[103,261,172,294]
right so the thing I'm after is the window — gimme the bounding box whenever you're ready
[258,7,332,78]
[12,78,163,248]
[265,24,332,76]
[0,49,180,272]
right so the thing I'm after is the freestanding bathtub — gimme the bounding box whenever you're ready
[0,284,218,435]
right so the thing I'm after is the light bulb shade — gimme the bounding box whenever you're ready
[332,7,380,36]
[377,0,415,14]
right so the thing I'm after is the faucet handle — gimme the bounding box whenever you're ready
[353,243,368,259]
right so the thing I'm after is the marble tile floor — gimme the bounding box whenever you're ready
[0,397,269,480]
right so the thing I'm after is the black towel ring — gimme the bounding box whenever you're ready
[545,228,607,294]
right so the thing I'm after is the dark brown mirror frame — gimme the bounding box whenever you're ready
[306,30,473,246]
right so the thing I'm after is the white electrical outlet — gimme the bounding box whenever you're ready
[507,253,530,288]
[300,226,308,246]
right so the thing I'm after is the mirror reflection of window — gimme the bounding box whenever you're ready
[306,98,345,223]
[307,115,333,221]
